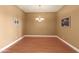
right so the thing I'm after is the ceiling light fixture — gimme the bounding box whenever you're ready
[35,16,44,22]
[35,5,45,22]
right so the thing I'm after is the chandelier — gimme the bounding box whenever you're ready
[35,16,45,22]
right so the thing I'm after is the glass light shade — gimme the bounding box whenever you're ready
[35,16,44,22]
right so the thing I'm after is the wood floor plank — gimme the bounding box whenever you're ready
[2,37,77,53]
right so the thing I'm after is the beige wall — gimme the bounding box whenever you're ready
[0,6,24,49]
[57,5,79,49]
[24,12,56,35]
[1,5,79,50]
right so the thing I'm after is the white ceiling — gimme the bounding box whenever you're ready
[17,5,64,13]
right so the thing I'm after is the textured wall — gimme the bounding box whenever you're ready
[0,6,24,49]
[57,5,79,49]
[24,12,56,35]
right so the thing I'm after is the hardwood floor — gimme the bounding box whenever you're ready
[2,37,76,53]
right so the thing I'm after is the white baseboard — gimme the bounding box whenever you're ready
[56,36,79,52]
[24,35,57,37]
[24,35,79,52]
[0,35,79,53]
[0,35,25,52]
